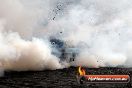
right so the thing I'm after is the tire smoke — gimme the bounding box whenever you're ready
[0,0,132,74]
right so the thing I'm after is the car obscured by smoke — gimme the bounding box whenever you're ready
[50,38,79,62]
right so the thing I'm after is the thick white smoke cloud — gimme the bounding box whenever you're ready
[0,24,63,71]
[65,0,132,67]
[0,0,64,72]
[0,0,132,74]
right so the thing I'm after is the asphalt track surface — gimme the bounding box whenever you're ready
[0,67,132,88]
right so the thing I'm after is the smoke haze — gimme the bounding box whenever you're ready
[0,0,132,74]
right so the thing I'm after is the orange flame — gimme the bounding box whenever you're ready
[78,66,86,76]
